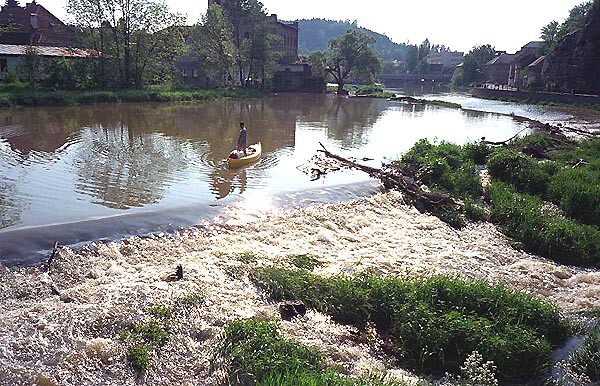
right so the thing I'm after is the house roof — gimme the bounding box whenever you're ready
[528,55,546,67]
[0,1,76,46]
[0,44,98,57]
[521,41,543,50]
[485,53,515,66]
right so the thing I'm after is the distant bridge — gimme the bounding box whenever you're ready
[380,73,453,87]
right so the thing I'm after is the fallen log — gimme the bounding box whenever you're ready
[317,143,454,207]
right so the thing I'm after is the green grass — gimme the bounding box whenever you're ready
[400,139,484,200]
[251,268,568,382]
[489,182,600,267]
[119,305,173,374]
[211,318,325,385]
[0,87,265,107]
[556,328,600,384]
[487,150,551,195]
[419,99,462,109]
[213,318,417,386]
[287,254,322,271]
[396,135,600,267]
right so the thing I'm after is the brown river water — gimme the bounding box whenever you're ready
[0,91,597,266]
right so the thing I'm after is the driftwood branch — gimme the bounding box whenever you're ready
[317,142,454,207]
[45,241,60,271]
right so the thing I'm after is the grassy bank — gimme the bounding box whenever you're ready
[0,84,266,107]
[397,135,600,267]
[250,268,568,383]
[475,94,600,112]
[211,318,414,386]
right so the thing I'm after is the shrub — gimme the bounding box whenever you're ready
[401,139,483,199]
[548,168,600,226]
[251,268,568,381]
[211,319,324,385]
[463,142,492,165]
[487,150,550,195]
[489,182,600,267]
[288,254,322,270]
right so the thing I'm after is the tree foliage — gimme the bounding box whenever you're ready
[539,1,594,54]
[191,4,235,85]
[452,44,495,87]
[216,0,275,86]
[67,0,185,88]
[325,29,381,93]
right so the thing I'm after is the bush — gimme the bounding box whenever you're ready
[119,305,172,374]
[487,150,550,195]
[463,142,492,165]
[548,168,600,226]
[251,268,568,381]
[489,182,600,267]
[211,319,324,385]
[401,139,483,199]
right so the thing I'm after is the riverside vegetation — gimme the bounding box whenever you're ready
[204,132,600,386]
[0,83,266,107]
[398,134,600,268]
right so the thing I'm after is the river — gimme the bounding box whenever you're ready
[1,91,598,266]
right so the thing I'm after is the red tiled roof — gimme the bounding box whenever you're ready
[528,55,546,67]
[0,43,98,57]
[485,53,515,66]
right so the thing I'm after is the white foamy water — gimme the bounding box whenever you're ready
[1,191,599,385]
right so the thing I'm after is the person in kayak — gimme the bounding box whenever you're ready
[237,121,248,156]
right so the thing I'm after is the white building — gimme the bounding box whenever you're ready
[427,51,464,72]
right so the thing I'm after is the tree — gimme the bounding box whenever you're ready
[307,50,327,79]
[217,0,271,86]
[67,0,109,86]
[67,0,185,88]
[192,4,235,85]
[241,5,277,87]
[452,44,494,87]
[325,29,381,94]
[556,1,593,40]
[540,20,559,54]
[416,38,431,73]
[405,44,418,73]
[18,46,43,83]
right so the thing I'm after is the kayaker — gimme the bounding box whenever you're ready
[237,121,248,156]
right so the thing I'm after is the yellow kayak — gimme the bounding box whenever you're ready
[228,142,262,168]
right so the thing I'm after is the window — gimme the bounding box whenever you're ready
[0,59,7,73]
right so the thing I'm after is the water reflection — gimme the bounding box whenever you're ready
[0,93,540,265]
[211,168,247,200]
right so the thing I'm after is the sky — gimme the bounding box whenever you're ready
[39,0,585,53]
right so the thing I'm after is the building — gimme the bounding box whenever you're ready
[426,51,464,74]
[272,63,324,92]
[268,14,298,64]
[484,53,515,85]
[0,43,97,80]
[0,0,77,47]
[484,41,543,88]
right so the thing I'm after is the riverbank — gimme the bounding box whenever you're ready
[0,86,266,108]
[1,191,599,385]
[472,88,600,112]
